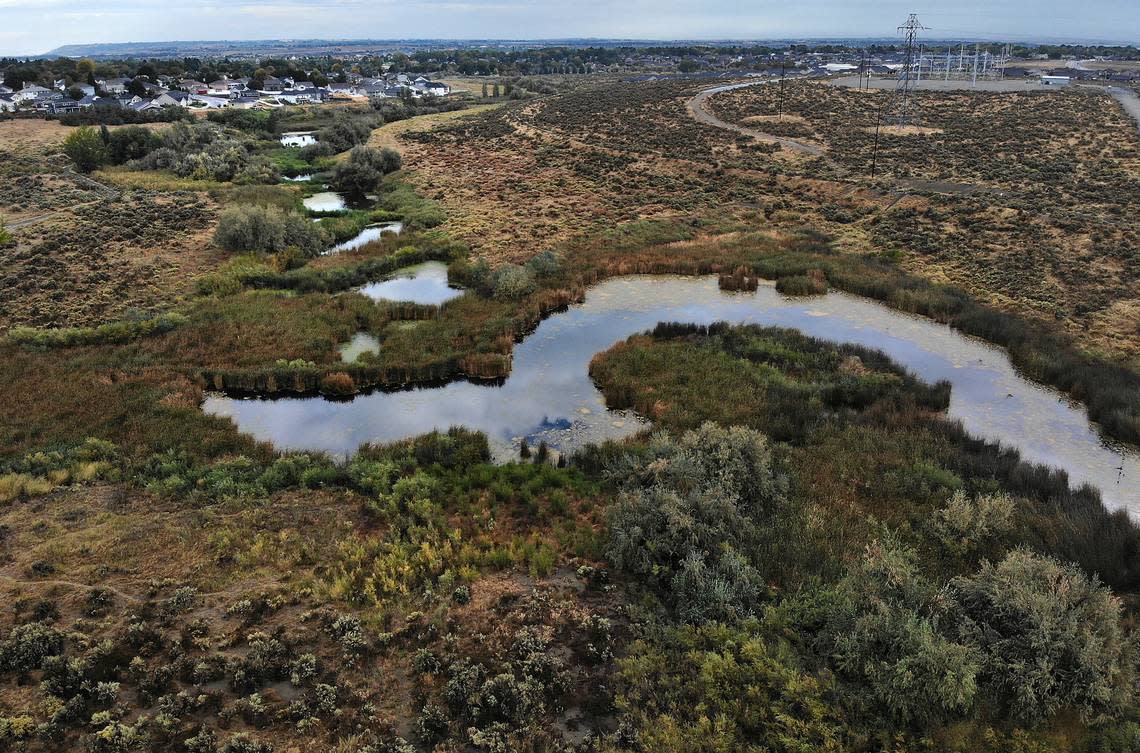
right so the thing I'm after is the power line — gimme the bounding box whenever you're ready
[885,12,927,126]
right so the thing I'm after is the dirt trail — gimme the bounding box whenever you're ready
[0,575,141,603]
[5,170,120,230]
[686,81,827,157]
[1102,86,1140,135]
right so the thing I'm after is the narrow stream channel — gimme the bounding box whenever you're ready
[203,275,1138,514]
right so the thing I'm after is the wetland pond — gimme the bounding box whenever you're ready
[302,192,348,213]
[203,275,1139,515]
[326,223,405,254]
[355,261,463,305]
[280,132,317,147]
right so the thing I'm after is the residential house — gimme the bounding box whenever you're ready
[325,83,362,99]
[208,78,246,97]
[13,84,55,104]
[47,99,83,114]
[154,90,192,108]
[0,95,16,112]
[414,80,450,96]
[100,77,130,94]
[276,87,324,105]
[178,79,209,94]
[259,76,286,93]
[0,84,13,95]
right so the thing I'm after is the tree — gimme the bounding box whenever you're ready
[62,126,108,173]
[66,86,85,101]
[678,58,701,73]
[126,78,148,98]
[331,146,401,199]
[106,125,162,165]
[76,58,95,81]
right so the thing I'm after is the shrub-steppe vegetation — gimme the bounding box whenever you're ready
[0,70,1138,753]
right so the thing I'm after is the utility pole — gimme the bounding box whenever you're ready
[885,12,926,125]
[778,57,786,121]
[871,98,885,179]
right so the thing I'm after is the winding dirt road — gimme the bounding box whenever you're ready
[686,80,826,157]
[1103,86,1140,135]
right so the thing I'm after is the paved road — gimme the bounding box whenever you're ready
[828,75,1140,134]
[828,75,1058,93]
[687,80,826,157]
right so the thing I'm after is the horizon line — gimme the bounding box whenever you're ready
[20,35,1137,59]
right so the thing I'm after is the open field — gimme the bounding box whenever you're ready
[384,79,1140,362]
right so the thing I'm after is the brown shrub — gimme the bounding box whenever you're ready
[319,371,357,396]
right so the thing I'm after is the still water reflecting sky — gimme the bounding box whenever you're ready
[203,276,1138,515]
[356,262,464,305]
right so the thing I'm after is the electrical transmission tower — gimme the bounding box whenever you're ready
[885,13,927,125]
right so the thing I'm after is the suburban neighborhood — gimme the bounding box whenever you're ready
[0,71,451,113]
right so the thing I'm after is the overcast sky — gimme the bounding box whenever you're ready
[1,0,1137,57]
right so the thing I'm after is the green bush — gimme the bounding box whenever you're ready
[929,489,1015,555]
[609,621,845,753]
[105,125,163,165]
[817,537,979,729]
[8,312,189,349]
[949,549,1136,723]
[0,622,65,675]
[605,423,787,622]
[213,204,326,257]
[62,126,108,173]
[491,265,536,300]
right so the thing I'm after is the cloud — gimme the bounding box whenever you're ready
[1,0,1137,56]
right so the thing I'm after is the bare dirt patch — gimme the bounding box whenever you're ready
[872,124,945,136]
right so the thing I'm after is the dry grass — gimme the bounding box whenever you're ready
[383,79,1140,361]
[365,102,502,151]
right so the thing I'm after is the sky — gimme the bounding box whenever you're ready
[1,0,1137,57]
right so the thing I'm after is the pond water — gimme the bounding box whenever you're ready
[355,261,464,305]
[202,276,1139,514]
[303,192,347,213]
[338,332,381,363]
[325,223,405,254]
[281,132,317,147]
